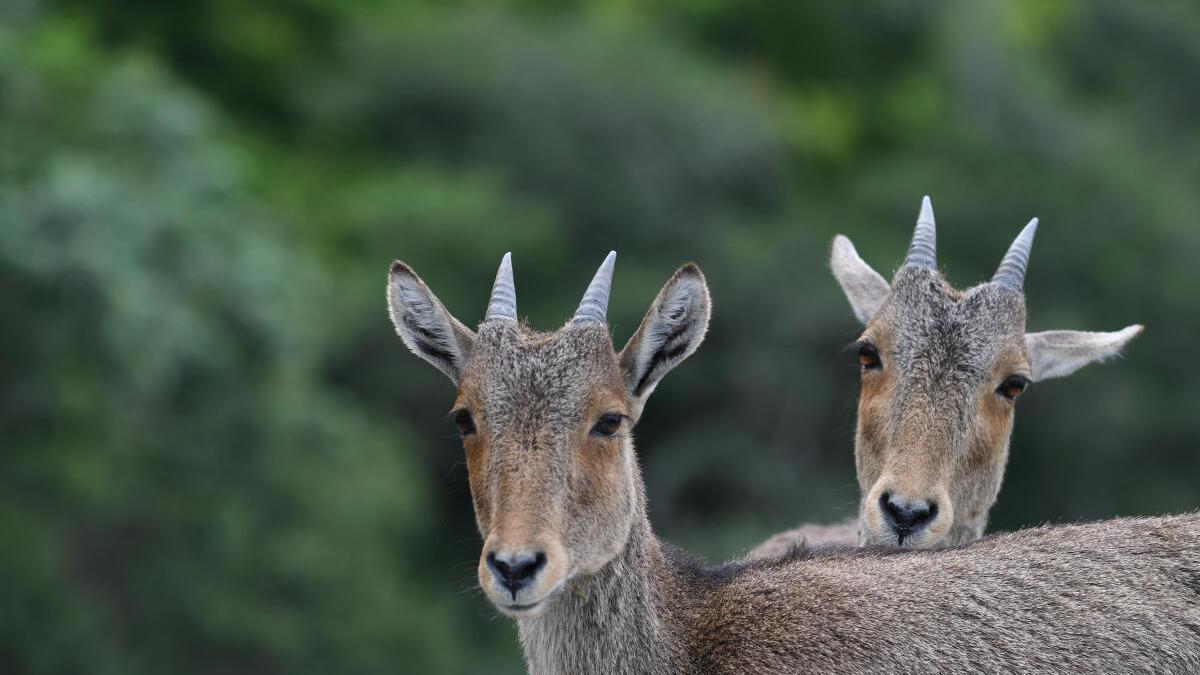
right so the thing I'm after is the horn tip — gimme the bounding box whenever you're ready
[596,250,617,275]
[495,252,514,277]
[484,251,518,322]
[570,251,618,324]
[919,195,934,224]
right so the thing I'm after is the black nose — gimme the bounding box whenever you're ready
[486,551,547,597]
[880,492,937,542]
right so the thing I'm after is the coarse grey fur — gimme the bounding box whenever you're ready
[387,253,1199,674]
[535,513,1200,675]
[753,197,1143,553]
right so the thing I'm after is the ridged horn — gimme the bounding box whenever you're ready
[484,252,517,322]
[992,218,1039,291]
[572,251,617,324]
[903,195,938,269]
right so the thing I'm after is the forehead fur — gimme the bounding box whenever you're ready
[877,267,1027,380]
[461,321,623,415]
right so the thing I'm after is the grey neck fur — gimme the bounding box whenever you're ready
[517,466,701,675]
[518,513,689,675]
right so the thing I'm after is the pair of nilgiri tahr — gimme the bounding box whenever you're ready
[387,197,1198,674]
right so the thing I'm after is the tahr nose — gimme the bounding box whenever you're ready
[486,550,547,597]
[880,492,937,542]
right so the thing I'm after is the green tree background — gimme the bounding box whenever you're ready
[2,1,1198,672]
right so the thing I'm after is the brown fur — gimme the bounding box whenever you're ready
[757,215,1141,551]
[388,256,1194,674]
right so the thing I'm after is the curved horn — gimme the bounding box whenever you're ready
[992,218,1039,291]
[572,251,617,324]
[903,195,938,269]
[484,252,517,322]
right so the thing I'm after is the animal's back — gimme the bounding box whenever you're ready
[690,514,1200,674]
[748,518,860,558]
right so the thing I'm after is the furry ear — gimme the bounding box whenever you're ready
[618,263,711,411]
[387,261,476,384]
[831,235,890,324]
[1025,325,1143,381]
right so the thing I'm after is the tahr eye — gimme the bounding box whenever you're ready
[590,413,624,438]
[858,342,882,370]
[998,375,1030,401]
[453,409,476,436]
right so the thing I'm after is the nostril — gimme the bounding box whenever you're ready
[880,493,938,538]
[880,492,904,525]
[916,502,938,528]
[521,551,547,580]
[486,551,547,596]
[486,552,509,578]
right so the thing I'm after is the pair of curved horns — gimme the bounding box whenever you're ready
[484,251,617,324]
[903,195,1039,291]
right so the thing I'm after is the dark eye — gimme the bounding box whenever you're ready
[590,413,623,438]
[453,409,476,436]
[858,342,882,370]
[998,375,1030,400]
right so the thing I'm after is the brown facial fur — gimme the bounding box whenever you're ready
[855,267,1029,548]
[452,321,637,614]
[754,226,1141,555]
[388,258,711,621]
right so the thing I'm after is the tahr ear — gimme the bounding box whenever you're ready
[831,235,890,324]
[618,263,711,411]
[387,261,476,384]
[1025,325,1143,381]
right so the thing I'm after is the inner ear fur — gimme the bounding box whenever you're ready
[1025,325,1143,382]
[618,263,711,409]
[387,260,476,384]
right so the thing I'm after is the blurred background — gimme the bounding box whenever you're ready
[2,0,1199,672]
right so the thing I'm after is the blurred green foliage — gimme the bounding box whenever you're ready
[2,1,1199,672]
